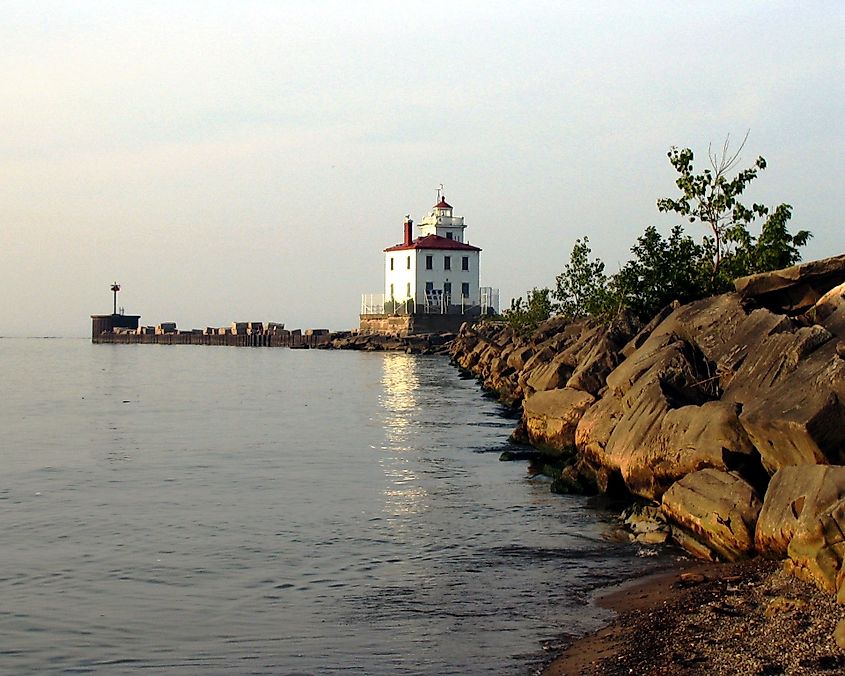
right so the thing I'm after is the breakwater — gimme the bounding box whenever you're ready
[93,328,330,348]
[92,327,456,354]
[91,308,462,354]
[450,254,845,603]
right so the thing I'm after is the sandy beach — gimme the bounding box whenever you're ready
[542,558,845,675]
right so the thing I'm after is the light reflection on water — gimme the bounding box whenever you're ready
[381,354,428,520]
[0,339,657,674]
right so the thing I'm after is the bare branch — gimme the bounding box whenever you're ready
[721,130,750,173]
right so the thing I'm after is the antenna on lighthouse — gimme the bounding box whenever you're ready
[110,282,121,315]
[436,183,444,202]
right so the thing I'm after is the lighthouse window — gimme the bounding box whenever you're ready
[406,255,411,270]
[444,256,451,270]
[446,232,453,240]
[462,256,469,271]
[425,255,433,270]
[390,283,394,299]
[406,282,411,298]
[390,257,394,271]
[462,282,470,297]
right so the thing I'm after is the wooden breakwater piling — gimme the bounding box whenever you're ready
[93,332,329,348]
[92,321,331,348]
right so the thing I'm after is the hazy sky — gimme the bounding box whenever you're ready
[1,1,842,336]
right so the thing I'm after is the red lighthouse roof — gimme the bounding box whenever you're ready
[384,234,481,253]
[434,198,452,209]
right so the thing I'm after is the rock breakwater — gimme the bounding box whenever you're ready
[319,331,455,354]
[450,254,845,602]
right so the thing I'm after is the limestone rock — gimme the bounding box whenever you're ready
[763,596,807,618]
[532,315,572,343]
[818,282,845,338]
[739,356,845,472]
[661,469,762,562]
[834,618,845,650]
[679,572,707,586]
[756,465,845,558]
[735,253,845,314]
[605,290,845,475]
[506,344,534,371]
[644,400,758,488]
[621,503,670,544]
[564,331,623,395]
[576,331,755,500]
[785,496,845,598]
[576,393,624,470]
[449,255,845,512]
[811,281,845,324]
[621,304,675,359]
[560,311,641,396]
[523,387,596,453]
[524,354,573,395]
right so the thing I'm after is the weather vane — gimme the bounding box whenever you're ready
[436,183,444,202]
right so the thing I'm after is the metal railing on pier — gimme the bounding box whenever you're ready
[360,288,499,317]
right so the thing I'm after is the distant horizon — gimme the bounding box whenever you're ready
[2,2,842,336]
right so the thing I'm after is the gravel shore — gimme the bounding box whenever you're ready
[542,558,845,675]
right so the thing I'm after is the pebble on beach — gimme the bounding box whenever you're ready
[543,558,845,676]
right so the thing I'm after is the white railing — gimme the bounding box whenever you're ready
[361,288,499,316]
[480,287,500,315]
[361,293,386,315]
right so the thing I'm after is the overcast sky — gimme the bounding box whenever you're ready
[1,1,842,336]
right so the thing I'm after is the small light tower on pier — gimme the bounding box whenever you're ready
[111,282,121,315]
[91,282,140,341]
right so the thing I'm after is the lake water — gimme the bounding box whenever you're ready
[0,338,656,674]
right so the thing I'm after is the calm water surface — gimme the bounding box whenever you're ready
[1,338,655,674]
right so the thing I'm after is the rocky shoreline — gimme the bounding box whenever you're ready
[447,254,845,667]
[317,330,455,354]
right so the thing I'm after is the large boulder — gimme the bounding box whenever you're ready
[486,358,521,407]
[786,497,845,601]
[609,290,845,475]
[648,400,758,479]
[523,387,596,453]
[524,353,573,395]
[738,348,845,472]
[575,331,757,500]
[661,469,762,562]
[735,253,845,314]
[517,345,557,388]
[452,255,845,512]
[559,310,641,396]
[574,392,624,469]
[756,465,845,558]
[455,338,489,371]
[812,280,845,325]
[506,344,534,371]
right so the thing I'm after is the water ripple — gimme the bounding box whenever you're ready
[0,341,660,674]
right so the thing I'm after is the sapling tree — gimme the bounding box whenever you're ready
[553,237,617,319]
[615,225,707,319]
[503,287,554,334]
[657,133,810,292]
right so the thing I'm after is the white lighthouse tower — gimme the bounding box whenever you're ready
[360,190,498,335]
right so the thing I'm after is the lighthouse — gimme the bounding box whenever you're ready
[360,190,498,335]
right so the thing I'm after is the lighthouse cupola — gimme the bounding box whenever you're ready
[418,186,467,242]
[434,198,452,218]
